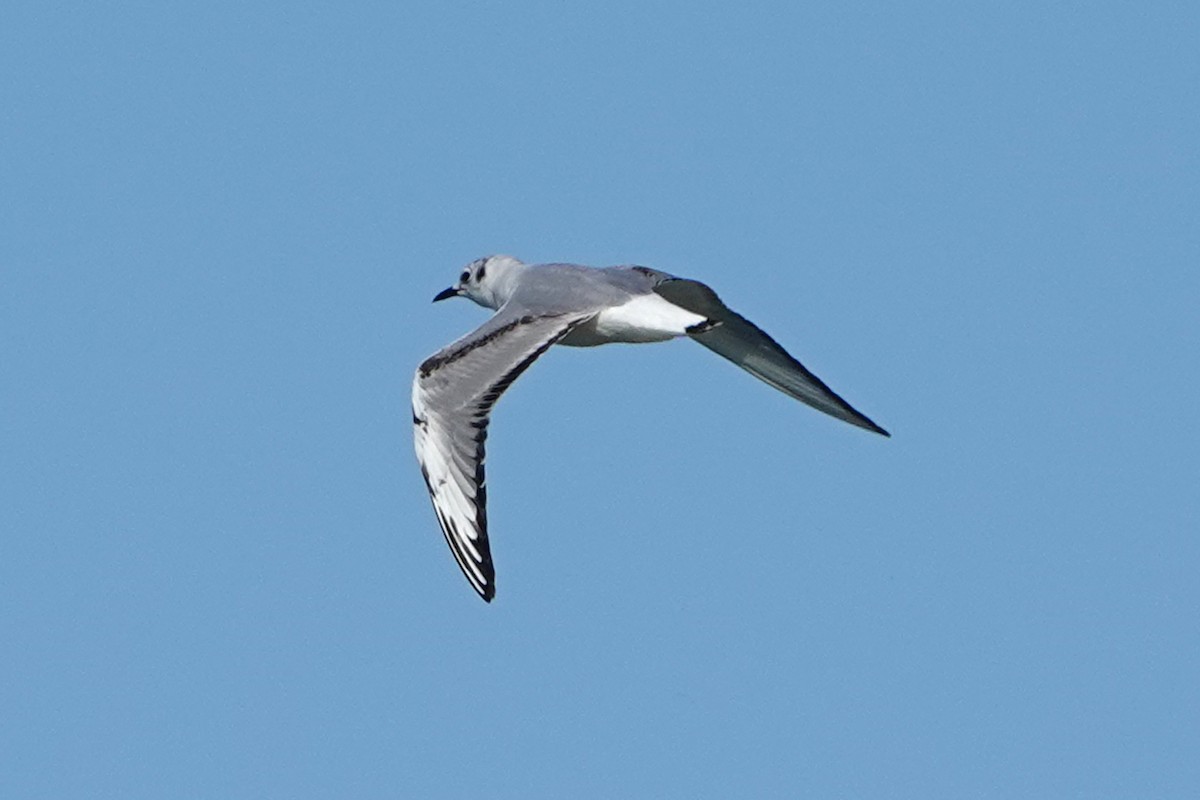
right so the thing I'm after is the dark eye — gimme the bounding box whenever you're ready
[477,265,486,281]
[460,270,470,283]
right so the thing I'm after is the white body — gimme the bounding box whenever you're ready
[560,293,707,347]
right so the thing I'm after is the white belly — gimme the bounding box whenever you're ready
[560,293,708,347]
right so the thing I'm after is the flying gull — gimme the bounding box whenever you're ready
[413,255,888,601]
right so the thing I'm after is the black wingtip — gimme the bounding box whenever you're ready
[850,413,890,437]
[480,585,495,603]
[866,420,891,438]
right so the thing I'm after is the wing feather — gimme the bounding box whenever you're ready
[652,277,889,436]
[413,308,592,601]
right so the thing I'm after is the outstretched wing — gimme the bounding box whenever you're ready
[413,307,593,601]
[653,277,889,436]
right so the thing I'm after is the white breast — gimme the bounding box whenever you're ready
[561,293,708,347]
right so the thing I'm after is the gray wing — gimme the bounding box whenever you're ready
[413,306,594,601]
[652,277,889,436]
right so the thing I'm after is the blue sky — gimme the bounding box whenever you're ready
[3,2,1197,797]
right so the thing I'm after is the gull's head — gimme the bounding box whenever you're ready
[433,255,525,311]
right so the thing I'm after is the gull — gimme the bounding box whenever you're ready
[413,255,888,601]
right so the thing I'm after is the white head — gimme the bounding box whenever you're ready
[432,255,526,311]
